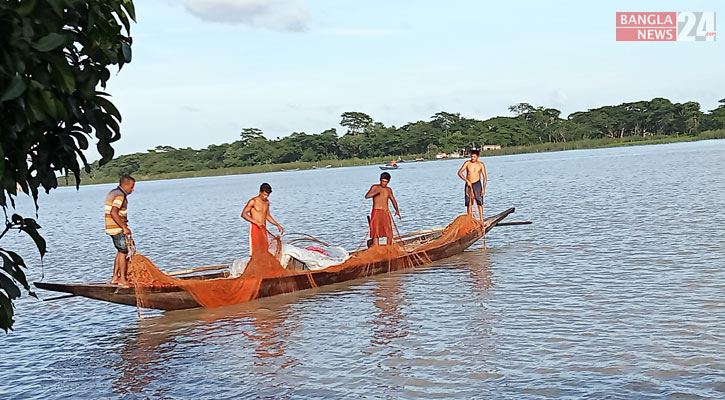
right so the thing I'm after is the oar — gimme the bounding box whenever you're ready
[495,221,532,227]
[167,265,229,277]
[366,215,374,248]
[43,294,76,301]
[395,227,445,240]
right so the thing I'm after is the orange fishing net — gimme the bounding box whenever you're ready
[126,215,483,309]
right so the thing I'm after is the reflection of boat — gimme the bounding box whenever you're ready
[35,208,518,311]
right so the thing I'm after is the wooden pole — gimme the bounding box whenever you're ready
[167,265,229,277]
[495,221,532,226]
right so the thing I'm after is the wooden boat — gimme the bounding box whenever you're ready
[379,164,399,170]
[35,208,517,311]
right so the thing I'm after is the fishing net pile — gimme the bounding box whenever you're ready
[126,214,484,309]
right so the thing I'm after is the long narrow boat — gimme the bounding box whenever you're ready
[34,208,516,310]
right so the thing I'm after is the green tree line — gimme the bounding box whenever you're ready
[88,97,725,180]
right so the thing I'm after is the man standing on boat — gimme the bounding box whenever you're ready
[365,172,401,246]
[105,175,135,285]
[241,183,284,255]
[457,149,487,222]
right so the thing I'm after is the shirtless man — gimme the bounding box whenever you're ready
[457,149,487,222]
[365,172,401,246]
[241,183,284,255]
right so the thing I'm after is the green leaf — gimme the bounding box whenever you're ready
[0,273,22,300]
[17,0,38,16]
[26,89,46,122]
[0,291,14,333]
[121,41,132,63]
[113,3,131,33]
[0,145,4,182]
[19,226,46,257]
[21,17,35,39]
[46,0,64,16]
[48,55,76,93]
[2,252,33,296]
[69,131,89,150]
[11,214,23,225]
[94,95,122,122]
[123,0,137,21]
[1,74,27,102]
[40,90,58,118]
[33,33,66,52]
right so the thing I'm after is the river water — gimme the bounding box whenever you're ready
[2,140,724,399]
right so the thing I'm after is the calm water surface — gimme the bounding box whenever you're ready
[2,140,724,399]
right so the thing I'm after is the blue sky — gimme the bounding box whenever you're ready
[103,0,724,157]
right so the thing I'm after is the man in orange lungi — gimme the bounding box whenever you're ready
[241,183,284,255]
[365,172,402,246]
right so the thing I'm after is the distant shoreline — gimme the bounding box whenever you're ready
[67,132,725,186]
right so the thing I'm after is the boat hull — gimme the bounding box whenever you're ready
[35,208,515,310]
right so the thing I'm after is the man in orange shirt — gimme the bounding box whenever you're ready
[105,175,135,285]
[241,183,284,255]
[365,172,401,246]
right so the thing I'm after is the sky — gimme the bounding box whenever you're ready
[102,0,724,158]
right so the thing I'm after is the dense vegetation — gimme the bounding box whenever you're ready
[87,97,725,181]
[1,0,134,331]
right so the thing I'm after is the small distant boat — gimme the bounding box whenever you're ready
[324,165,332,168]
[286,168,300,172]
[415,158,424,162]
[380,161,399,170]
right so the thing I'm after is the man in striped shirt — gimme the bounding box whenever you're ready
[105,175,135,285]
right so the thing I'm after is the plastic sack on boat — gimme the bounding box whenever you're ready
[278,243,349,270]
[230,257,250,277]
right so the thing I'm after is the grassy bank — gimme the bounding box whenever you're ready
[481,130,725,156]
[74,154,426,185]
[70,130,725,186]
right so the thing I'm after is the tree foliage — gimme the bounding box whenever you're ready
[86,97,724,181]
[0,0,134,331]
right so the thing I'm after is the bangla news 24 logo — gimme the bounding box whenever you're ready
[616,12,716,41]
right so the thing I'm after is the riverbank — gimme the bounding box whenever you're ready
[70,130,725,185]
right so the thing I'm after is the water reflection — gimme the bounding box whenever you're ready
[111,300,301,396]
[112,321,172,397]
[370,275,408,348]
[468,249,494,296]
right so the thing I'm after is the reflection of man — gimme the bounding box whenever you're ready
[457,149,487,222]
[105,175,135,285]
[365,172,401,246]
[241,183,284,255]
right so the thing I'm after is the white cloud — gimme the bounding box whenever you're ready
[180,0,309,32]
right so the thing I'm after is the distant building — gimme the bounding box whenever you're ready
[435,152,448,159]
[482,144,501,151]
